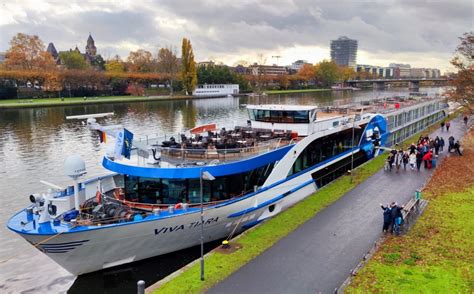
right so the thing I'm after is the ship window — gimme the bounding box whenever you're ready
[123,162,275,205]
[248,109,256,120]
[251,109,309,123]
[288,126,365,177]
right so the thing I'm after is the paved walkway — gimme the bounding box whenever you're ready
[208,117,467,294]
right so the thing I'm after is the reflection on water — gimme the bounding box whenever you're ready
[0,88,444,293]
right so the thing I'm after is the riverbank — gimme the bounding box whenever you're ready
[149,112,461,293]
[0,94,244,109]
[150,155,387,294]
[264,88,332,95]
[347,128,474,293]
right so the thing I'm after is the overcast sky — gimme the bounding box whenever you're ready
[1,0,472,72]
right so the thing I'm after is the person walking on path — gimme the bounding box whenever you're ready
[439,137,445,152]
[416,149,423,171]
[441,121,445,131]
[434,136,440,157]
[387,154,394,172]
[454,140,463,156]
[423,149,433,169]
[380,203,392,233]
[446,121,451,132]
[394,150,403,172]
[464,115,469,126]
[409,152,416,170]
[390,202,404,234]
[448,136,455,152]
[402,151,409,170]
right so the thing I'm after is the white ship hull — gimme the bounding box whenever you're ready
[16,168,317,275]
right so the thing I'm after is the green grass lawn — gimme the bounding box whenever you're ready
[265,88,332,94]
[152,114,463,293]
[347,187,473,293]
[347,129,474,293]
[153,155,387,294]
[0,95,193,109]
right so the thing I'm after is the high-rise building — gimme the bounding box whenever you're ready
[330,36,358,67]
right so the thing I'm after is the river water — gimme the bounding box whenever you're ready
[0,88,445,293]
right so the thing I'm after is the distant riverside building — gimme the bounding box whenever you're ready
[48,34,101,67]
[410,68,441,78]
[197,61,215,68]
[46,43,59,60]
[356,64,394,78]
[330,36,358,67]
[291,60,311,71]
[250,63,287,75]
[231,64,250,75]
[389,63,411,78]
[85,34,97,56]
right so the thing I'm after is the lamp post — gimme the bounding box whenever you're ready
[200,169,215,281]
[351,116,355,183]
[350,115,361,183]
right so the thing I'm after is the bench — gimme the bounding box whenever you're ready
[401,196,420,227]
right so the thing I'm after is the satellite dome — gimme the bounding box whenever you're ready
[64,154,86,178]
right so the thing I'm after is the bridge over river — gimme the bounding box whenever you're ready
[347,78,449,90]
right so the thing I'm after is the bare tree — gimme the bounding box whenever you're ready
[447,32,473,112]
[157,46,179,95]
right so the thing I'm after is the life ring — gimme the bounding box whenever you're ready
[174,203,182,209]
[114,188,125,201]
[96,191,102,204]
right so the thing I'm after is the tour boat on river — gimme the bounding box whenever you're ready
[7,96,448,275]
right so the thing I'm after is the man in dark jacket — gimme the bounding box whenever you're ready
[448,136,455,152]
[416,150,423,171]
[454,140,463,156]
[390,202,404,233]
[380,203,392,232]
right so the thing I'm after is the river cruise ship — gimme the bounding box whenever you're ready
[193,84,239,97]
[8,96,447,275]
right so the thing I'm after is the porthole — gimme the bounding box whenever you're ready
[268,204,275,213]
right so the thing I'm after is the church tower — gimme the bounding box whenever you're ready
[85,34,97,56]
[46,42,58,59]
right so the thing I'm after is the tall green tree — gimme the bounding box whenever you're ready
[59,51,90,70]
[314,60,341,87]
[181,38,197,95]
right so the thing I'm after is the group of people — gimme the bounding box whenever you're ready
[384,136,441,172]
[380,202,404,233]
[385,120,464,172]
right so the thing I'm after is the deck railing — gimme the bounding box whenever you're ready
[156,138,288,164]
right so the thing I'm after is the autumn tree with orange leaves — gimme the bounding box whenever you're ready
[298,64,316,85]
[127,49,154,72]
[4,33,56,71]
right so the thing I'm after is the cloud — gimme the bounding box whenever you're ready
[0,0,471,71]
